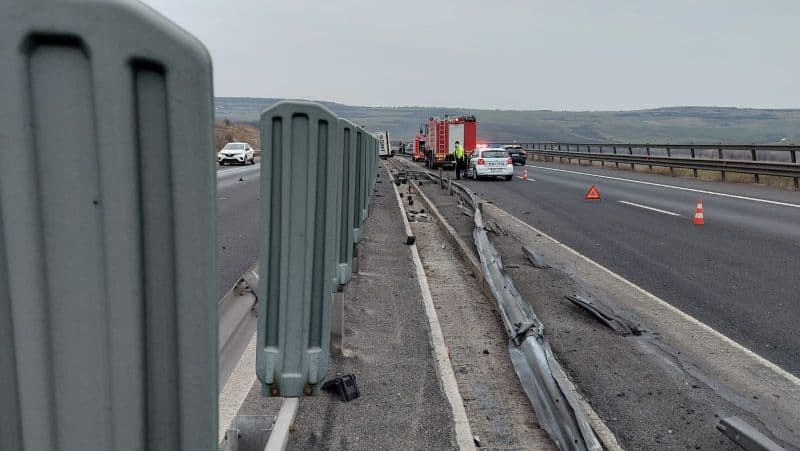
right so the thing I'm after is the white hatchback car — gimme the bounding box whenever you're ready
[468,148,514,181]
[218,142,255,165]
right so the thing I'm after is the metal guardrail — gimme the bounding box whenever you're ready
[404,162,603,451]
[494,142,800,189]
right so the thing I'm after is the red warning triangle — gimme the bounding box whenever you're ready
[585,185,602,201]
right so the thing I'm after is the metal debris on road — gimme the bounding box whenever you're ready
[564,295,637,337]
[521,244,549,269]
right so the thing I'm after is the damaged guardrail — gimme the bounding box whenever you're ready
[413,167,603,451]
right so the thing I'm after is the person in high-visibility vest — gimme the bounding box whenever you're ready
[454,141,466,180]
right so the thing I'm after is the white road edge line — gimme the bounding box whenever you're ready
[525,164,800,209]
[618,200,681,217]
[384,162,476,450]
[217,333,257,443]
[502,210,800,387]
[264,397,299,451]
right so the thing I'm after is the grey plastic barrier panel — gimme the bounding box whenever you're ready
[370,138,377,190]
[360,128,370,222]
[353,129,365,243]
[0,1,217,450]
[257,101,342,397]
[336,120,358,286]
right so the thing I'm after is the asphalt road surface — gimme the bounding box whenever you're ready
[216,163,261,299]
[453,160,800,376]
[217,157,800,376]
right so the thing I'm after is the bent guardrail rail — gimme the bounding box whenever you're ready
[411,165,603,451]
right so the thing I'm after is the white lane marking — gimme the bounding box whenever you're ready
[384,162,476,450]
[525,164,800,209]
[618,200,681,217]
[500,208,800,387]
[217,164,260,177]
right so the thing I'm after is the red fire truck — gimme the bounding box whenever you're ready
[415,116,477,169]
[412,135,426,162]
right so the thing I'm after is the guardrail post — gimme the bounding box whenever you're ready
[613,146,619,168]
[718,147,726,181]
[690,146,698,177]
[599,145,605,167]
[751,146,759,183]
[646,145,653,170]
[628,146,635,169]
[0,2,217,448]
[666,147,674,175]
[257,101,342,398]
[792,150,799,190]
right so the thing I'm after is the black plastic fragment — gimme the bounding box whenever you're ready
[322,374,360,402]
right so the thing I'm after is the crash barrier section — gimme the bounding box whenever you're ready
[397,161,603,451]
[0,1,217,450]
[256,101,378,397]
[497,142,800,190]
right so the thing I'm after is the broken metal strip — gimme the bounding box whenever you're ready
[218,264,259,391]
[717,416,786,451]
[564,295,633,337]
[522,244,549,269]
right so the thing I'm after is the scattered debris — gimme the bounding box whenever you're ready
[238,177,245,182]
[564,294,639,336]
[322,374,360,402]
[473,435,482,447]
[521,244,548,269]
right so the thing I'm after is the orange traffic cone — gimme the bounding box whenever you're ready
[522,168,528,181]
[693,198,704,225]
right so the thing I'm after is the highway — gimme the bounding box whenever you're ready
[217,158,800,375]
[454,160,800,376]
[216,163,261,299]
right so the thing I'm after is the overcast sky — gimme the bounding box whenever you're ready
[142,0,799,111]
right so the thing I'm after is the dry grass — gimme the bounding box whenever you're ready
[215,119,260,152]
[535,156,798,191]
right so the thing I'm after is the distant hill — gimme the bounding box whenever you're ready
[215,119,259,151]
[215,97,800,145]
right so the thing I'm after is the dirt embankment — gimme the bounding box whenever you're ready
[215,119,259,151]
